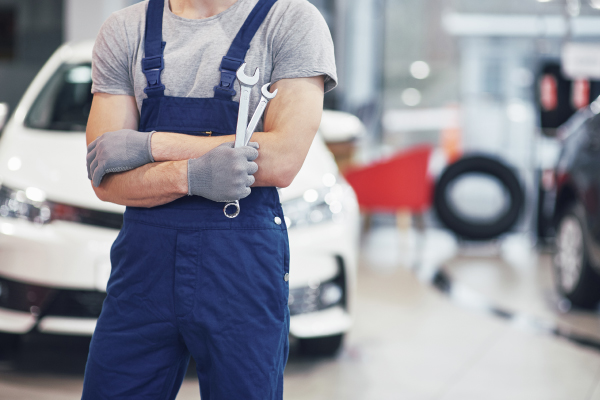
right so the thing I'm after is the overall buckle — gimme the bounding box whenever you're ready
[218,70,236,89]
[214,69,238,98]
[213,56,245,99]
[142,55,165,95]
[142,55,164,72]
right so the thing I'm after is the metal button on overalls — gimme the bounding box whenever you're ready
[82,1,290,399]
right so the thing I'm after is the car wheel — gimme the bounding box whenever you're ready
[433,155,524,240]
[554,203,600,309]
[0,332,22,360]
[298,334,344,357]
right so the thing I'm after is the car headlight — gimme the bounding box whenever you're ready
[0,185,52,224]
[281,177,349,229]
[0,185,123,229]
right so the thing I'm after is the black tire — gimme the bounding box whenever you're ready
[536,169,556,242]
[298,334,344,357]
[0,332,22,360]
[553,203,600,309]
[434,155,524,240]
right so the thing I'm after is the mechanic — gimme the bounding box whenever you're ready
[81,0,336,398]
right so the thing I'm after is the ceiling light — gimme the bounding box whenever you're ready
[7,157,21,171]
[402,88,422,107]
[410,61,430,80]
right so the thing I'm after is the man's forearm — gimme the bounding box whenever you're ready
[93,160,188,208]
[151,131,289,188]
[151,132,233,162]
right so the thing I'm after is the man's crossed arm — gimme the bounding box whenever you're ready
[86,76,325,208]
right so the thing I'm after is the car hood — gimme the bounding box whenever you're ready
[278,133,340,202]
[0,127,338,213]
[0,128,123,212]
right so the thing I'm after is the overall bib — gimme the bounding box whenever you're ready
[82,0,290,399]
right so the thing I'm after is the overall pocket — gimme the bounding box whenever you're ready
[107,221,177,300]
[197,227,288,328]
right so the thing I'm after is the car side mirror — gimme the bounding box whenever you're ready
[319,110,366,173]
[0,103,9,132]
[319,110,365,143]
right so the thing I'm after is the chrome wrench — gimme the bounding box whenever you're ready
[234,63,259,148]
[224,63,259,218]
[244,83,278,145]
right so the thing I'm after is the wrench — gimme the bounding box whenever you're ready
[234,63,259,149]
[224,63,259,219]
[244,83,278,145]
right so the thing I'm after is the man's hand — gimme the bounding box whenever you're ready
[188,142,259,202]
[87,129,155,187]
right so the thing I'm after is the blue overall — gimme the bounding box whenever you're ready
[82,0,290,398]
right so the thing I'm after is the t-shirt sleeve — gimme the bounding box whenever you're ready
[271,2,337,93]
[91,13,135,96]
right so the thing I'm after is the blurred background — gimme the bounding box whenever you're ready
[1,0,600,399]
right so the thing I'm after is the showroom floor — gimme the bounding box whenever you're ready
[1,225,600,400]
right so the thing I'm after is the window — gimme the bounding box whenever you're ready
[0,8,16,60]
[25,63,93,132]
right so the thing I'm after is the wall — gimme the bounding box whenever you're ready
[0,0,142,118]
[0,0,63,115]
[64,0,141,42]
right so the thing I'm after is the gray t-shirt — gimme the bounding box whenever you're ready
[92,0,337,132]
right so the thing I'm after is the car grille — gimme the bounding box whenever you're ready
[0,257,348,320]
[289,286,322,315]
[0,276,106,318]
[0,276,56,313]
[43,290,107,318]
[288,256,347,316]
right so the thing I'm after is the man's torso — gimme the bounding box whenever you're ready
[92,0,337,132]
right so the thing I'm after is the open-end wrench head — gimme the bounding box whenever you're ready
[261,83,278,100]
[236,63,259,86]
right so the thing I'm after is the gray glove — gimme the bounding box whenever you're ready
[188,142,259,202]
[87,129,155,187]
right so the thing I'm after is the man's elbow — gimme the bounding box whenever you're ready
[271,166,298,188]
[92,184,111,203]
[272,176,294,189]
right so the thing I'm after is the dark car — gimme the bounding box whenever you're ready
[552,99,600,308]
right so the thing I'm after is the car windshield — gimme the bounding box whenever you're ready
[25,63,93,132]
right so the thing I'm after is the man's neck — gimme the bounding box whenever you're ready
[169,0,238,19]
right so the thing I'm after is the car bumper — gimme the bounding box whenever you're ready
[0,209,359,339]
[290,306,352,338]
[0,305,353,338]
[0,308,36,333]
[0,304,95,336]
[0,218,116,290]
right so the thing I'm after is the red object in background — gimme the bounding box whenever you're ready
[540,74,558,111]
[344,145,434,213]
[572,79,590,109]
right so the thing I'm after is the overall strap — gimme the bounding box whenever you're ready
[214,0,278,100]
[142,0,166,98]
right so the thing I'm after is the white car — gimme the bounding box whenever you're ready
[0,41,360,357]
